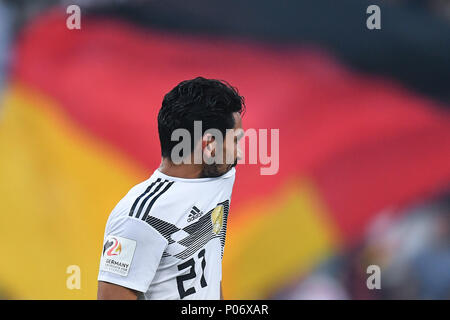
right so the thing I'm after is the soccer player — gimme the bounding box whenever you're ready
[97,77,245,300]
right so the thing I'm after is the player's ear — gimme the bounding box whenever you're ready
[202,133,216,158]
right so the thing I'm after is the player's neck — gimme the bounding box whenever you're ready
[158,157,203,179]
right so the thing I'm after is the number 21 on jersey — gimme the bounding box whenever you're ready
[176,248,208,299]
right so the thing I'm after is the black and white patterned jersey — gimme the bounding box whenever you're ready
[98,167,236,300]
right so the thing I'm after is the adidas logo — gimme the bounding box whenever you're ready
[187,206,203,222]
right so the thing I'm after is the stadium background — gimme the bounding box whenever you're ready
[0,0,449,299]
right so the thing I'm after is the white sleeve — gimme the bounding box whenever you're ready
[97,216,167,293]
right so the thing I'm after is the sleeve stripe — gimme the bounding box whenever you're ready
[135,180,167,219]
[128,178,161,217]
[141,181,175,221]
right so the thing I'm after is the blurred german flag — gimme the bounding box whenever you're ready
[0,4,449,299]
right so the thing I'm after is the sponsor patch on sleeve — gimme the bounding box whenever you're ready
[100,235,136,276]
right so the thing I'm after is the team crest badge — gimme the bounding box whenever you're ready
[211,205,224,234]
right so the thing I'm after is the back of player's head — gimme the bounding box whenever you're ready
[158,77,245,158]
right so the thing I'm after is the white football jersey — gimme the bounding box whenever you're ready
[98,167,236,300]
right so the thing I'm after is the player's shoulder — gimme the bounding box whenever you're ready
[108,167,236,225]
[107,172,179,224]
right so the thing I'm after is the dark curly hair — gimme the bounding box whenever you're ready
[158,77,245,158]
